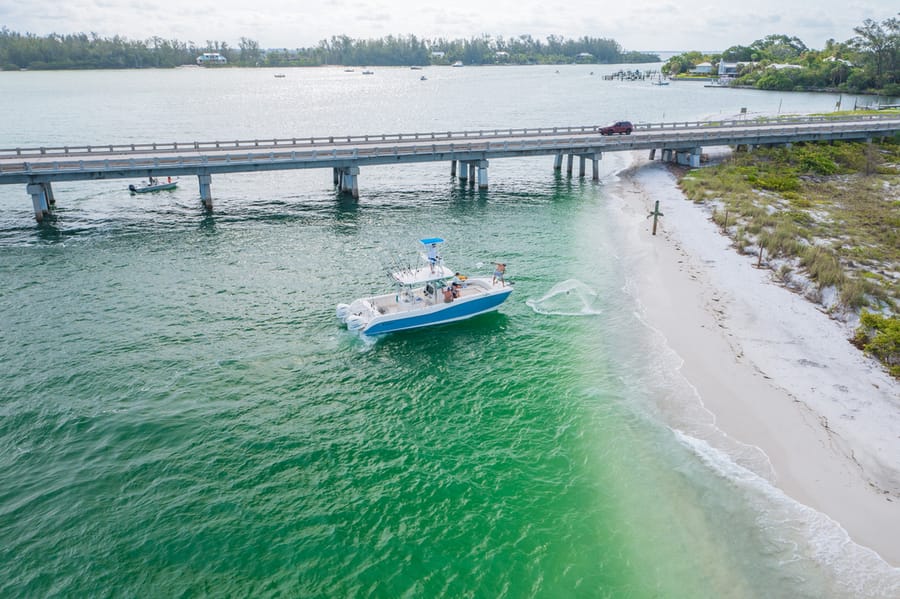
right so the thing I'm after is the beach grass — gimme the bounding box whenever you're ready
[676,137,900,375]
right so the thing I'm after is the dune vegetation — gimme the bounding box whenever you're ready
[676,121,900,375]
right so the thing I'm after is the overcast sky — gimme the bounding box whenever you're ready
[1,0,896,52]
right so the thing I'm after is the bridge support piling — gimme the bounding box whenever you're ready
[450,160,457,177]
[477,160,489,189]
[198,174,213,210]
[690,147,702,167]
[649,148,656,160]
[566,154,573,177]
[333,168,340,187]
[468,162,476,186]
[26,183,51,223]
[42,182,55,207]
[553,153,563,172]
[592,154,601,181]
[341,166,360,199]
[578,156,586,178]
[458,161,468,182]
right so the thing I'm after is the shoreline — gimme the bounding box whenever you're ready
[612,152,900,569]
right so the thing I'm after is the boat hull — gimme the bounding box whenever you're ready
[129,182,177,194]
[362,286,512,335]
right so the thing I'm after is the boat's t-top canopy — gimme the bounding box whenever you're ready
[387,237,454,285]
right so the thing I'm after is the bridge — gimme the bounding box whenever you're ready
[2,114,899,222]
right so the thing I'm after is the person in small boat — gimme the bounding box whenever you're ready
[452,272,467,286]
[443,286,454,303]
[492,263,506,286]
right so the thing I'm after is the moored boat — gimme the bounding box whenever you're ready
[128,178,178,194]
[336,238,512,336]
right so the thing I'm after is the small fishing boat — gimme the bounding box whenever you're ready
[336,238,513,336]
[128,178,177,194]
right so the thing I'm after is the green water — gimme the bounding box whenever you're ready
[1,67,896,597]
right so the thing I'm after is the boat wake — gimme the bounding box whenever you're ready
[526,279,603,316]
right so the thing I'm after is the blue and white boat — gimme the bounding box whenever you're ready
[336,238,513,336]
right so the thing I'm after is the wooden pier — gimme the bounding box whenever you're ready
[2,115,899,222]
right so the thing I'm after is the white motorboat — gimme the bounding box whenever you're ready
[336,238,512,336]
[128,178,177,193]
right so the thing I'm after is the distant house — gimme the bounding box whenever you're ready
[718,62,738,77]
[575,52,593,63]
[430,51,446,59]
[769,63,802,70]
[824,56,853,66]
[691,61,713,74]
[196,52,227,66]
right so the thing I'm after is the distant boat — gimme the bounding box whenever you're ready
[420,75,427,81]
[362,69,374,75]
[129,178,177,194]
[652,76,670,86]
[344,68,355,72]
[410,66,423,70]
[274,73,286,78]
[451,61,463,67]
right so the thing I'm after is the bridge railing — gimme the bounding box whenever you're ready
[1,114,896,160]
[2,118,894,177]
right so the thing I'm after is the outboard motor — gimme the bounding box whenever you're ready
[345,315,365,331]
[336,303,350,321]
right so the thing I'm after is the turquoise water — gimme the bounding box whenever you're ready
[1,67,896,597]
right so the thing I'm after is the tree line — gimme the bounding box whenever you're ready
[663,17,900,96]
[0,28,658,70]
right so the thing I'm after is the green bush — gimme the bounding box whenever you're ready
[854,312,900,377]
[797,150,839,175]
[800,246,844,288]
[748,172,801,192]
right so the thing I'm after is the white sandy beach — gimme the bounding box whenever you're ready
[612,151,900,572]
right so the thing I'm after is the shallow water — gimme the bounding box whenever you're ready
[1,66,897,597]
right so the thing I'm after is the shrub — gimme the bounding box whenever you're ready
[839,278,872,310]
[854,312,900,377]
[747,172,801,192]
[800,246,844,288]
[797,150,839,175]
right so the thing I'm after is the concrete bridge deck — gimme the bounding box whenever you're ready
[3,114,899,221]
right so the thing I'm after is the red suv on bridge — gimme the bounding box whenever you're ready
[598,121,633,135]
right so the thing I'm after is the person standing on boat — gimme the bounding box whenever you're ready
[427,243,439,272]
[492,262,506,286]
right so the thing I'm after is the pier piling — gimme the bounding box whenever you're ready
[26,182,51,222]
[198,174,213,210]
[477,160,489,189]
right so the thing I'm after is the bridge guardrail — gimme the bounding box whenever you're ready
[2,115,897,160]
[3,119,896,177]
